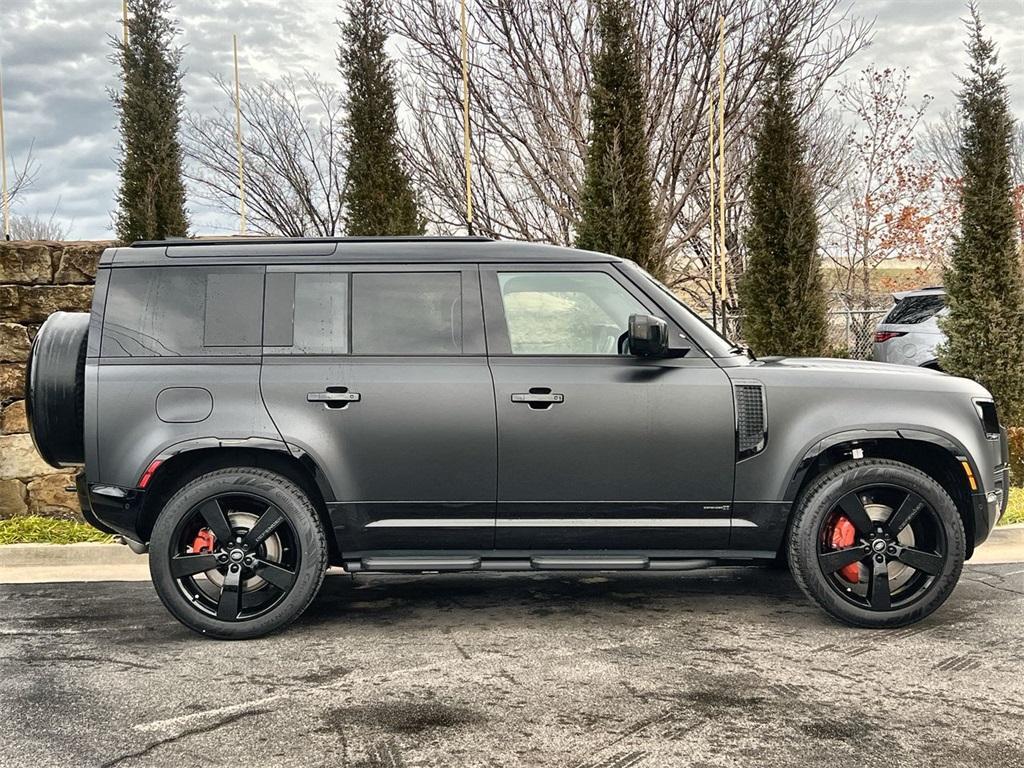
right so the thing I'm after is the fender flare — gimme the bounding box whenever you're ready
[782,425,977,502]
[137,436,337,502]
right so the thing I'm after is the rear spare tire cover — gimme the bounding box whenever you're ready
[25,311,90,467]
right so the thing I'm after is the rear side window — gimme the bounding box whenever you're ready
[101,267,263,357]
[263,271,464,355]
[293,274,349,354]
[351,273,462,355]
[884,294,945,325]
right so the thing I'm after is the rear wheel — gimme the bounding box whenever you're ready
[149,468,328,639]
[788,459,965,628]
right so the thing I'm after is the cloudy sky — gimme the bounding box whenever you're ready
[1,0,1023,240]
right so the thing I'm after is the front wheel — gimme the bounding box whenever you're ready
[149,468,328,639]
[788,459,965,628]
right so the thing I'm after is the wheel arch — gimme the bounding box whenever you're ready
[137,443,340,564]
[783,429,978,558]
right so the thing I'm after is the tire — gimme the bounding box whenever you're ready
[788,458,965,628]
[149,467,328,640]
[25,311,90,467]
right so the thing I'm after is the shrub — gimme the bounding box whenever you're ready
[1006,426,1024,488]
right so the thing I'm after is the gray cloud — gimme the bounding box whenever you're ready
[1,0,1022,239]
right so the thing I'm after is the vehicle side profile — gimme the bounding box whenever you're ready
[25,237,1009,639]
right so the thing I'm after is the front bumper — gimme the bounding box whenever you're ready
[75,472,146,540]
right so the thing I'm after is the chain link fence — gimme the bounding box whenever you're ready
[708,308,890,360]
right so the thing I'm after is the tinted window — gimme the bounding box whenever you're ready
[498,271,647,355]
[884,294,945,325]
[102,267,262,356]
[293,273,349,354]
[352,273,463,355]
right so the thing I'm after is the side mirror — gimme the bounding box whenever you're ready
[627,314,669,357]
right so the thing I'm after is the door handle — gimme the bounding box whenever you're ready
[511,393,564,404]
[307,389,361,408]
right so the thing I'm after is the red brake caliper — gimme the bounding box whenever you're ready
[830,516,860,582]
[190,528,217,554]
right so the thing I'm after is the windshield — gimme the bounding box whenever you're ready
[617,261,739,358]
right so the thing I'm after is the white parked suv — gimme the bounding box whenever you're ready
[872,287,946,370]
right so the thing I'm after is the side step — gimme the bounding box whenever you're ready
[358,557,481,572]
[347,556,718,573]
[530,556,648,570]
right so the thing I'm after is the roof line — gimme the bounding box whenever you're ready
[129,235,494,248]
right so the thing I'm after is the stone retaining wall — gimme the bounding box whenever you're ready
[0,240,115,520]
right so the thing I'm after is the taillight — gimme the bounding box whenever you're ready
[874,331,907,343]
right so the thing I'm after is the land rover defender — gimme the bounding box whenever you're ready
[25,237,1010,638]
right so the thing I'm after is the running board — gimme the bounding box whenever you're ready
[358,557,481,572]
[347,556,718,574]
[530,556,648,570]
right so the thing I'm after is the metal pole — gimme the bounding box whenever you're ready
[459,0,474,235]
[0,59,9,240]
[122,0,129,44]
[707,62,717,331]
[717,15,727,320]
[232,34,247,235]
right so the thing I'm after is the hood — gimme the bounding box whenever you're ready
[742,356,992,398]
[754,357,945,376]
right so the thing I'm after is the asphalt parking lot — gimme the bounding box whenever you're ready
[1,564,1022,768]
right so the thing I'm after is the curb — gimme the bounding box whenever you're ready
[0,542,144,568]
[0,526,1021,569]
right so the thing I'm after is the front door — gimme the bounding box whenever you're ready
[482,265,735,551]
[260,264,496,554]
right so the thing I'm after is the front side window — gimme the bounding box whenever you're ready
[102,267,263,357]
[497,271,647,355]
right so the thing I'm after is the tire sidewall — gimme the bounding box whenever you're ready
[149,469,326,639]
[789,460,966,628]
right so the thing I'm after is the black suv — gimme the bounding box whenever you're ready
[26,237,1009,638]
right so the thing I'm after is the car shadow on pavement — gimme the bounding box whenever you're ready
[294,565,817,631]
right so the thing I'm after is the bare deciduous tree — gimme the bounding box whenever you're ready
[387,0,870,310]
[921,108,1024,184]
[823,68,949,321]
[184,73,346,236]
[4,140,40,210]
[8,210,69,241]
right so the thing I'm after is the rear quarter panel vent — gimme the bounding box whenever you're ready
[734,381,767,460]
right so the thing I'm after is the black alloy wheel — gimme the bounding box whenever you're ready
[789,459,965,628]
[149,468,328,639]
[169,493,300,622]
[817,484,949,612]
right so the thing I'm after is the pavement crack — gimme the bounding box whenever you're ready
[100,708,269,768]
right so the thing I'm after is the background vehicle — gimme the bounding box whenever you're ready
[25,238,1009,638]
[872,287,947,369]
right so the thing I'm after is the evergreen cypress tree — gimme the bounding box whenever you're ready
[111,0,189,242]
[339,0,422,235]
[940,5,1024,424]
[575,0,657,274]
[738,53,827,357]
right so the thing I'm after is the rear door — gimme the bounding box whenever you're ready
[483,264,736,551]
[260,264,496,554]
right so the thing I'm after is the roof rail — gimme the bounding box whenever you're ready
[129,235,494,248]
